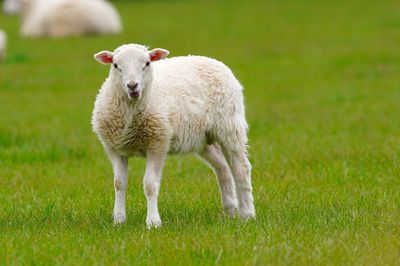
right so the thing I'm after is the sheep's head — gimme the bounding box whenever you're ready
[94,44,169,100]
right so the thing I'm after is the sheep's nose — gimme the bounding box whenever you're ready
[127,82,138,90]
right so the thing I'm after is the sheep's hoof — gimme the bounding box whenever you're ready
[238,208,256,220]
[223,204,238,217]
[146,216,162,229]
[113,212,126,226]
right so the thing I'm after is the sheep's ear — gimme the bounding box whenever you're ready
[149,48,169,61]
[94,51,114,64]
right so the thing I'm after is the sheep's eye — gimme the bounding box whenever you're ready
[113,63,118,69]
[145,62,150,67]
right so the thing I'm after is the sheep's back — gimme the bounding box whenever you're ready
[151,56,245,153]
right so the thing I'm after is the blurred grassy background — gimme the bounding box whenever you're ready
[0,0,399,265]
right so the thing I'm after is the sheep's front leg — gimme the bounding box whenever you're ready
[109,153,128,225]
[144,151,166,229]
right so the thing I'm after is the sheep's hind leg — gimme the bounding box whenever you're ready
[223,147,255,219]
[200,144,238,216]
[218,127,256,219]
[108,151,128,225]
[144,150,166,229]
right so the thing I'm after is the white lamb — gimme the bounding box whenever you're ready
[92,44,256,228]
[3,0,22,15]
[20,0,122,38]
[0,30,6,62]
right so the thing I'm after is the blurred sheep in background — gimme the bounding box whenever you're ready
[20,0,122,38]
[0,29,6,62]
[3,0,22,15]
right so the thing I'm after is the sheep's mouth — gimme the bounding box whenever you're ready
[128,90,140,99]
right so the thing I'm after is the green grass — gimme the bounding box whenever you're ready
[1,0,399,264]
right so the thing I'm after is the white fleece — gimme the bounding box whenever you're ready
[0,30,6,62]
[92,44,255,228]
[21,0,122,38]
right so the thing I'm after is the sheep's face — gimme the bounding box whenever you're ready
[94,44,169,100]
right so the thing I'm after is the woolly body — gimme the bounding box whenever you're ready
[93,55,247,157]
[92,44,255,228]
[3,0,22,15]
[0,30,6,62]
[21,0,121,38]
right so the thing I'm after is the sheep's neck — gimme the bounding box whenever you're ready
[106,77,156,154]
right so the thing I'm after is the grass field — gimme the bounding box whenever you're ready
[1,0,399,264]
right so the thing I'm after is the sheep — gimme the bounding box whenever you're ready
[20,0,122,38]
[92,44,256,228]
[0,30,6,62]
[3,0,22,15]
